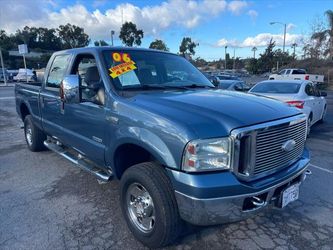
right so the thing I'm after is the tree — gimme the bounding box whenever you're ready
[291,43,297,58]
[179,37,198,56]
[119,22,144,47]
[257,39,276,72]
[35,27,61,50]
[0,30,14,50]
[57,23,90,49]
[94,40,109,46]
[311,10,333,59]
[246,58,259,74]
[149,39,169,51]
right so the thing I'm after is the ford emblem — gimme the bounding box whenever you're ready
[281,139,296,152]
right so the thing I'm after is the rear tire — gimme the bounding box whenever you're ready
[24,115,46,152]
[120,162,182,248]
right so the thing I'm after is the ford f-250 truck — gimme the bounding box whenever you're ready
[15,47,310,248]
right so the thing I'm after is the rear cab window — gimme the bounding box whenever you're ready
[292,69,306,74]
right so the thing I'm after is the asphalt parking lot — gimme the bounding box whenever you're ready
[1,85,333,250]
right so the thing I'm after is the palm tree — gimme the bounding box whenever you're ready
[251,46,257,59]
[291,43,297,58]
[311,10,333,59]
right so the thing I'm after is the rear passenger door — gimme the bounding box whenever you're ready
[41,54,71,139]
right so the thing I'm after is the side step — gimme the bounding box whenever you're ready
[44,139,113,182]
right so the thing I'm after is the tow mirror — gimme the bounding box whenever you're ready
[234,85,242,91]
[60,75,80,104]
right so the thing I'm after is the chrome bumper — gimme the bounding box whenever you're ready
[174,166,309,226]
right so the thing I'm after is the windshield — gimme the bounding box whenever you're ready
[251,82,301,94]
[102,50,213,90]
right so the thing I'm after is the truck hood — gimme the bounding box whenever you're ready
[132,89,302,138]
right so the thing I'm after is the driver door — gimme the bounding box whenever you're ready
[59,53,107,166]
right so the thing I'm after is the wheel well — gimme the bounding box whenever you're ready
[20,103,30,121]
[114,144,156,179]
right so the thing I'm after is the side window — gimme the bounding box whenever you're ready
[279,70,286,75]
[305,84,315,96]
[285,70,291,75]
[71,54,105,105]
[46,54,70,88]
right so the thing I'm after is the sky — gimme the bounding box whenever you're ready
[0,0,331,60]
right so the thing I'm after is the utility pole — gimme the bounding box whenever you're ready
[0,46,7,86]
[111,30,115,46]
[233,48,236,72]
[224,46,227,69]
[283,23,286,53]
[252,46,257,59]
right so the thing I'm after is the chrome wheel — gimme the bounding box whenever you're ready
[126,183,155,233]
[25,124,33,146]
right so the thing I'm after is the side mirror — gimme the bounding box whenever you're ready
[320,91,327,97]
[60,75,80,104]
[234,85,242,91]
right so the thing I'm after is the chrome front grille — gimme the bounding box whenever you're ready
[254,119,306,175]
[232,115,307,181]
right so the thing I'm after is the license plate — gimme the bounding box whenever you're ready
[281,184,299,208]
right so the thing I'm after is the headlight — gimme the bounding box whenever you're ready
[182,137,232,172]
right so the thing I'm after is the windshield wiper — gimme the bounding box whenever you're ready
[162,82,214,89]
[141,84,167,90]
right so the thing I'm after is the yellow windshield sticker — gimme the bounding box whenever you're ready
[109,52,137,78]
[109,61,137,78]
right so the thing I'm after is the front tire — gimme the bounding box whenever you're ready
[24,115,46,152]
[120,162,182,248]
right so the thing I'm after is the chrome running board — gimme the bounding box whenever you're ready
[44,139,113,183]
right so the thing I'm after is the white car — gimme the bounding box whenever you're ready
[13,68,36,82]
[269,68,324,84]
[249,80,327,133]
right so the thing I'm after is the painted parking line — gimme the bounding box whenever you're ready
[0,97,14,100]
[309,164,333,174]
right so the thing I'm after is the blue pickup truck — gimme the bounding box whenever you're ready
[15,47,310,248]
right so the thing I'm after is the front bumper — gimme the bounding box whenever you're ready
[167,149,310,226]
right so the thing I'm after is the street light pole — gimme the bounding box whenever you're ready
[224,46,227,70]
[270,21,287,53]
